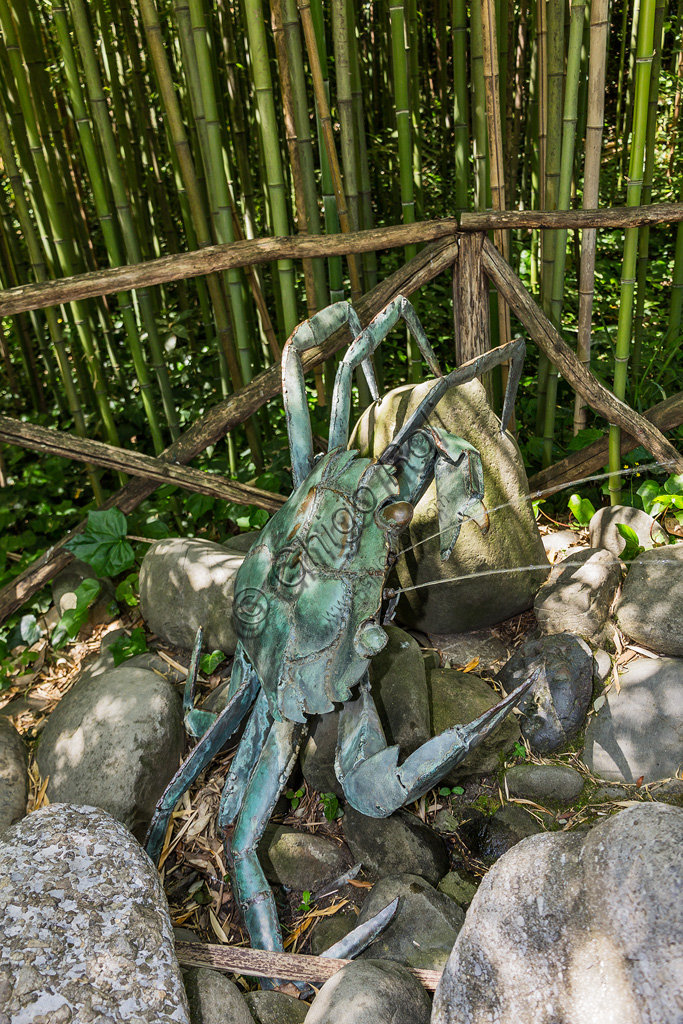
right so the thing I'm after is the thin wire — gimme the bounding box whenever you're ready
[395,458,678,561]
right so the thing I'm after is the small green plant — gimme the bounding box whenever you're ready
[567,493,596,526]
[297,890,313,913]
[615,523,645,561]
[319,792,343,820]
[438,785,465,797]
[638,472,683,526]
[51,579,101,649]
[65,508,135,577]
[200,649,226,674]
[109,627,148,666]
[285,787,304,811]
[512,740,527,759]
[115,572,140,608]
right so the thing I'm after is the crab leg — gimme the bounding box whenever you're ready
[145,643,259,864]
[328,295,443,450]
[335,671,537,818]
[282,302,368,487]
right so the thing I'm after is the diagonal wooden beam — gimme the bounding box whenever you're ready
[0,416,286,512]
[481,237,683,476]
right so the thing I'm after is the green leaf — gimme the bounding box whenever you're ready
[51,579,101,649]
[616,523,644,561]
[109,627,148,667]
[452,786,464,795]
[65,509,135,577]
[115,572,140,608]
[567,493,596,526]
[664,473,683,495]
[636,479,661,514]
[200,650,225,674]
[438,787,451,796]
[7,614,43,650]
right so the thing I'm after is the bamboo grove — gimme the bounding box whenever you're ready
[0,0,682,508]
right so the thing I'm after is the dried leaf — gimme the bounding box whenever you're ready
[462,657,480,673]
[209,908,229,944]
[349,880,373,889]
[636,776,644,788]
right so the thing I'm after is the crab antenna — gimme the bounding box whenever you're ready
[379,336,526,466]
[281,302,364,487]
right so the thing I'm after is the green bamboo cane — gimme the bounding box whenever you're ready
[470,0,490,212]
[615,0,631,149]
[0,0,120,450]
[668,180,683,342]
[308,0,344,305]
[0,107,104,500]
[575,0,610,434]
[0,209,45,412]
[332,0,362,242]
[51,0,166,454]
[632,0,666,380]
[405,0,423,217]
[507,0,527,215]
[542,0,587,467]
[609,0,657,504]
[243,0,298,334]
[620,0,642,187]
[218,0,258,240]
[67,0,181,441]
[452,0,470,212]
[184,0,256,388]
[347,0,377,289]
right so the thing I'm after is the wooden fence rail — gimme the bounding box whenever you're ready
[1,203,682,316]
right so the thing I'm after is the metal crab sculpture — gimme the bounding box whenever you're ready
[146,296,532,970]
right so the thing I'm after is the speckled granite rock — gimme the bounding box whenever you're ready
[0,803,190,1023]
[432,803,683,1024]
[0,717,28,834]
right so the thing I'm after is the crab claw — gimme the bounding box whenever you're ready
[430,427,488,561]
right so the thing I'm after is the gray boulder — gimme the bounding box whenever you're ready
[52,558,117,625]
[437,870,478,907]
[184,968,254,1024]
[0,804,189,1023]
[456,803,542,864]
[258,824,351,890]
[428,668,520,781]
[357,873,464,971]
[427,628,509,672]
[432,803,683,1024]
[368,626,431,754]
[589,503,667,555]
[342,805,448,885]
[498,633,594,752]
[616,544,683,655]
[36,648,184,840]
[244,990,308,1024]
[310,907,358,955]
[140,537,244,654]
[305,960,431,1024]
[534,547,622,641]
[583,656,683,783]
[351,377,549,633]
[0,718,27,834]
[224,530,263,553]
[505,763,585,804]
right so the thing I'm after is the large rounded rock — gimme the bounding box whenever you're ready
[583,656,683,783]
[615,544,683,655]
[258,824,351,890]
[428,668,520,781]
[36,650,184,840]
[0,804,190,1023]
[244,989,308,1024]
[342,805,448,885]
[589,504,667,555]
[432,803,683,1024]
[140,537,244,654]
[357,873,464,971]
[352,378,549,633]
[456,803,542,864]
[0,717,28,834]
[183,967,254,1024]
[368,626,431,754]
[534,547,622,641]
[305,959,431,1024]
[505,762,585,804]
[497,633,593,752]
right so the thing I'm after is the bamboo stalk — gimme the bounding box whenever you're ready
[452,0,470,212]
[609,0,657,504]
[575,0,610,434]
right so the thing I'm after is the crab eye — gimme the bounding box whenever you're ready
[375,500,413,532]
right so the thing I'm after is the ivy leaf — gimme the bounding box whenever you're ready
[616,523,644,562]
[65,509,135,577]
[115,572,140,608]
[51,579,101,649]
[567,493,596,526]
[200,650,225,674]
[636,479,661,515]
[7,614,43,650]
[109,627,148,667]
